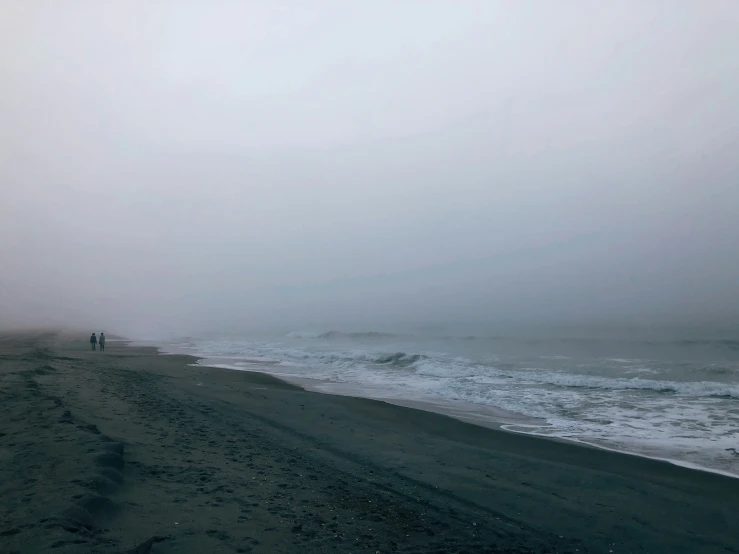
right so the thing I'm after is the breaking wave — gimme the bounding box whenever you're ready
[286,330,401,340]
[193,338,739,399]
[436,336,739,350]
[319,331,401,340]
[503,370,739,398]
[375,352,426,367]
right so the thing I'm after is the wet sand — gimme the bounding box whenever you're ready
[1,332,738,553]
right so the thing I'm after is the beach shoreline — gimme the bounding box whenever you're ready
[189,354,739,481]
[2,331,739,553]
[154,333,739,480]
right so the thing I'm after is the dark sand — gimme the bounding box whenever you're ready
[1,332,738,553]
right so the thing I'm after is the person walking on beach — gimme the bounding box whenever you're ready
[90,332,97,351]
[99,332,106,352]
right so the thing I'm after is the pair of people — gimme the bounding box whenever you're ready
[89,332,106,351]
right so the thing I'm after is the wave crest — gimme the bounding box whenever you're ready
[286,330,400,340]
[320,331,399,340]
[374,352,426,367]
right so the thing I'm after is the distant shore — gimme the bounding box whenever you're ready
[2,331,738,553]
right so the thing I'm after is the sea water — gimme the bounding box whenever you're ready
[160,326,739,477]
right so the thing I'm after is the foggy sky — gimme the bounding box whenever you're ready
[2,1,738,338]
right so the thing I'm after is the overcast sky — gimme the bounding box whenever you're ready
[1,1,738,337]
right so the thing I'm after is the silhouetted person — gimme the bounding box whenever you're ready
[99,332,106,351]
[90,333,97,351]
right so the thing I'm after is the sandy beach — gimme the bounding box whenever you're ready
[1,331,738,553]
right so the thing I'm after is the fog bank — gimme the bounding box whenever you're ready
[1,1,738,338]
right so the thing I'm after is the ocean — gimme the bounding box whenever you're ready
[159,326,739,477]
